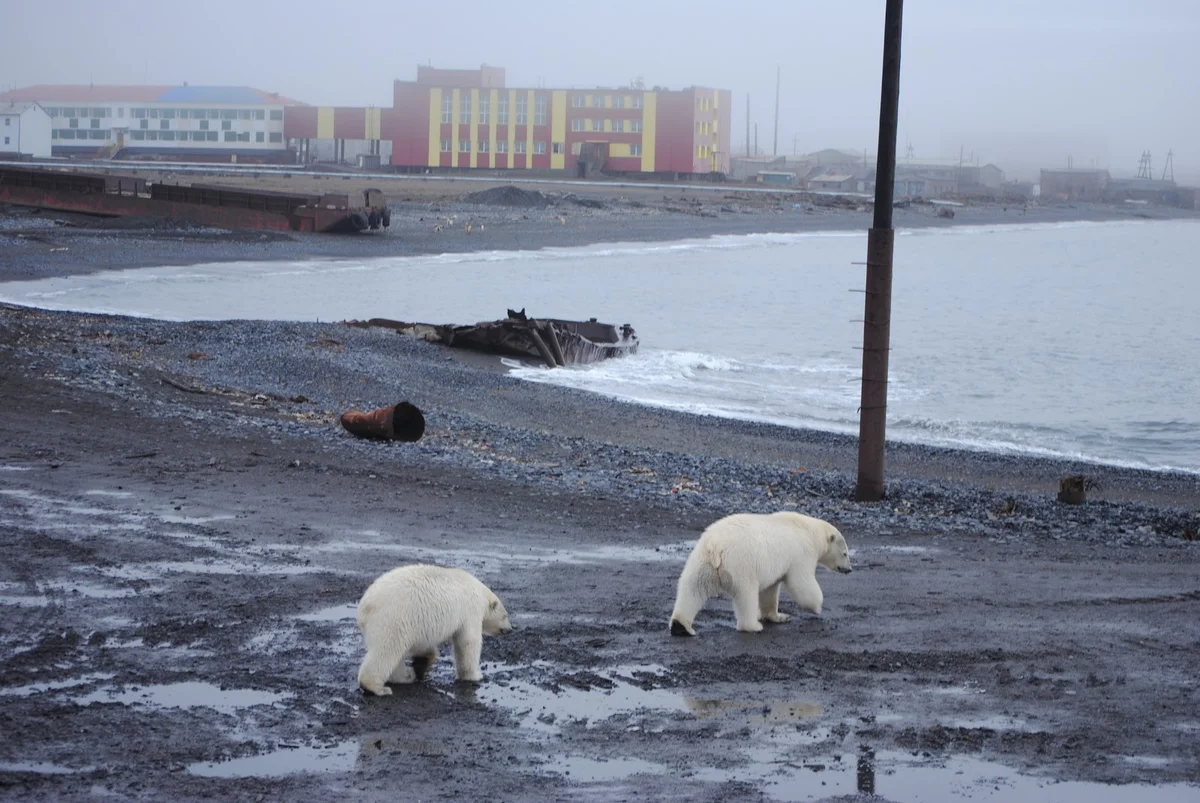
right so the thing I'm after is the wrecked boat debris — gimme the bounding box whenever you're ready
[339,401,426,442]
[0,166,391,233]
[345,313,638,368]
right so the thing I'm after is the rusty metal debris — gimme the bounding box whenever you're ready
[1058,475,1100,505]
[345,311,638,368]
[339,402,426,442]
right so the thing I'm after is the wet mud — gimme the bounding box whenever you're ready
[1,311,1198,801]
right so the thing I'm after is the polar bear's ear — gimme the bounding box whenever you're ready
[828,532,836,543]
[489,598,499,611]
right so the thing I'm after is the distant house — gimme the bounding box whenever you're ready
[0,102,52,158]
[808,172,857,192]
[756,170,796,186]
[1039,168,1110,201]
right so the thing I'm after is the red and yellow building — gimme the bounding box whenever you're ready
[285,66,732,178]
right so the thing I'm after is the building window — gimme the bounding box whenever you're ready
[191,131,206,142]
[630,144,642,156]
[459,95,471,124]
[208,109,220,119]
[222,120,232,131]
[478,97,489,124]
[145,131,158,141]
[255,109,265,120]
[534,95,546,125]
[591,119,602,132]
[573,95,584,107]
[93,119,103,129]
[93,107,108,118]
[159,130,174,141]
[189,109,204,119]
[131,108,145,119]
[479,140,489,153]
[533,141,546,154]
[515,140,526,154]
[496,140,508,153]
[615,120,627,133]
[256,132,265,142]
[632,96,643,109]
[459,139,470,152]
[268,132,281,143]
[69,118,79,129]
[516,96,527,125]
[614,96,625,109]
[129,131,143,141]
[552,142,564,154]
[3,118,8,126]
[237,132,250,142]
[440,139,451,153]
[161,109,175,119]
[159,120,168,130]
[570,141,581,155]
[631,120,642,133]
[270,109,283,120]
[199,120,209,130]
[609,120,617,132]
[221,110,237,120]
[3,137,8,145]
[441,95,452,123]
[224,131,237,142]
[571,119,583,132]
[497,95,509,124]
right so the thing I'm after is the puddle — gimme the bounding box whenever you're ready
[40,580,152,599]
[0,595,50,607]
[187,741,357,778]
[0,466,33,472]
[74,682,293,713]
[294,603,357,622]
[275,539,693,569]
[540,755,666,782]
[684,697,823,723]
[695,748,1199,802]
[478,664,683,732]
[160,513,237,526]
[950,715,1035,732]
[0,760,95,775]
[0,673,117,697]
[85,490,134,498]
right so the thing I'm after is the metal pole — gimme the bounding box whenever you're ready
[854,0,904,502]
[773,65,780,156]
[745,93,750,158]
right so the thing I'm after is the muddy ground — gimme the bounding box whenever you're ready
[0,302,1198,802]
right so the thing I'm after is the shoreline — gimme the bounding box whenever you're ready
[2,179,1197,282]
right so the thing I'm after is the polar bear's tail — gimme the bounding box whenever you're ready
[669,546,722,637]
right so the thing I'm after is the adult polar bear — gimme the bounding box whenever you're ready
[356,564,513,695]
[669,511,852,636]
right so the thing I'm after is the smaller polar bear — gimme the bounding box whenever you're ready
[356,564,513,695]
[669,511,852,636]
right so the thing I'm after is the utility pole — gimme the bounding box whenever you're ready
[754,124,758,157]
[773,65,780,156]
[745,93,750,158]
[854,0,904,502]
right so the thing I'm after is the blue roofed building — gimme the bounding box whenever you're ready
[0,84,307,163]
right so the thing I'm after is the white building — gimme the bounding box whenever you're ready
[0,86,305,163]
[0,102,52,158]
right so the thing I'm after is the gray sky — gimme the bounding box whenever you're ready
[3,0,1197,181]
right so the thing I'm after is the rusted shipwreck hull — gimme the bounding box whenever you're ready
[346,313,638,367]
[0,166,390,233]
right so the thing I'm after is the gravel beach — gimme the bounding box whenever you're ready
[1,182,1198,802]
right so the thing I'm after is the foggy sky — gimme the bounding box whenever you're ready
[3,0,1197,181]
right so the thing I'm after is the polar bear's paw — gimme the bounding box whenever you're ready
[736,620,764,633]
[670,618,695,637]
[763,612,791,624]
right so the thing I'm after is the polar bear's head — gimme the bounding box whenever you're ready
[818,525,853,574]
[482,592,514,635]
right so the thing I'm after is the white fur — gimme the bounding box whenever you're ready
[669,511,852,636]
[356,564,512,695]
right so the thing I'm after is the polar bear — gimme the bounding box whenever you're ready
[356,564,513,695]
[669,511,852,636]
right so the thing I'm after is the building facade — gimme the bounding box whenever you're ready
[0,86,303,162]
[1039,168,1110,201]
[383,66,732,177]
[0,102,52,158]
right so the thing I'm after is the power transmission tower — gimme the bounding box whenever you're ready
[1162,149,1174,182]
[1137,150,1153,179]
